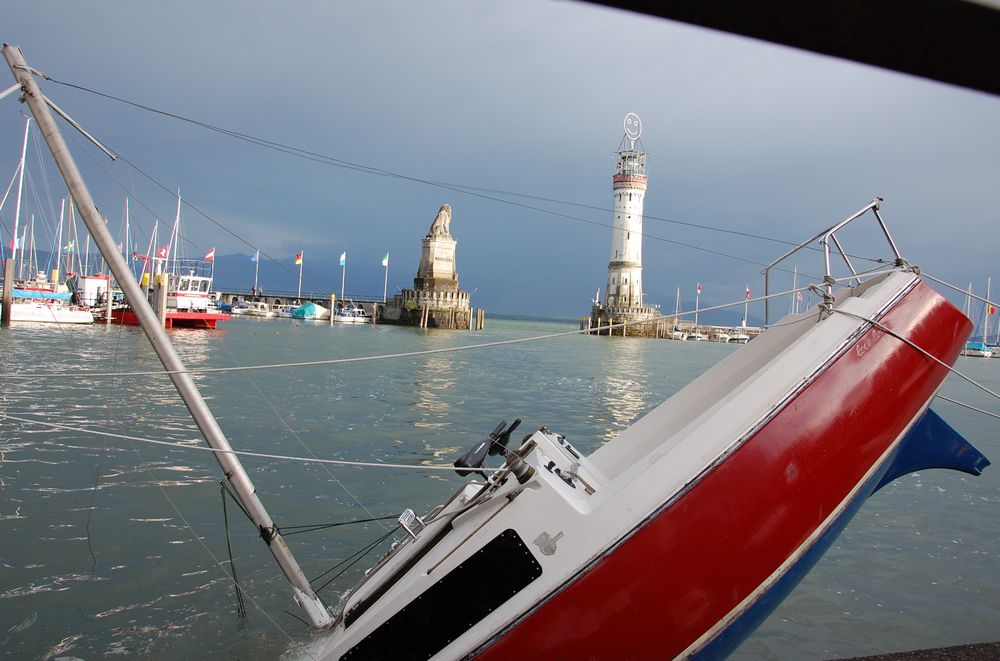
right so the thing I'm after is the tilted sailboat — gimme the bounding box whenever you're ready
[5,45,989,660]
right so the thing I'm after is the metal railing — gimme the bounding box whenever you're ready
[762,197,904,325]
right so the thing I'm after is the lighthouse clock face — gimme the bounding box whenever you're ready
[624,112,642,141]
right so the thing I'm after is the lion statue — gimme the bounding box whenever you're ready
[427,203,452,237]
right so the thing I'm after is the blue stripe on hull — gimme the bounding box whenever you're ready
[694,409,989,660]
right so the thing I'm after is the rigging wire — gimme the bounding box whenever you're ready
[0,276,884,381]
[0,412,503,472]
[41,75,891,286]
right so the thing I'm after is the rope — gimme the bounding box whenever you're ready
[281,516,399,537]
[0,412,501,472]
[312,527,398,595]
[4,277,883,382]
[921,271,999,310]
[829,308,1000,404]
[935,394,1000,421]
[221,483,248,619]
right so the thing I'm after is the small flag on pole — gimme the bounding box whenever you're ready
[9,237,21,250]
[205,247,215,262]
[381,252,389,267]
[745,286,751,300]
[63,240,75,252]
[249,250,258,262]
[157,245,169,259]
[339,252,346,267]
[696,283,702,295]
[990,304,997,315]
[295,251,303,265]
[796,290,804,302]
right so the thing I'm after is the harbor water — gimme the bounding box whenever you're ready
[0,317,997,659]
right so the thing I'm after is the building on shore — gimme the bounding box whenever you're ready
[588,113,661,337]
[381,204,484,330]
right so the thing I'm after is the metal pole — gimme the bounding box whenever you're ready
[10,116,29,269]
[3,45,332,628]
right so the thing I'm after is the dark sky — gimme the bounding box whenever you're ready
[3,1,999,319]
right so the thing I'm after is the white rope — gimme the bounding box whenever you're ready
[0,411,499,472]
[935,394,1000,421]
[829,308,1000,404]
[921,271,1000,310]
[3,277,888,381]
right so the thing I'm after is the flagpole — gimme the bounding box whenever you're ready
[694,283,701,328]
[297,250,303,300]
[744,285,749,328]
[340,260,345,302]
[253,249,259,293]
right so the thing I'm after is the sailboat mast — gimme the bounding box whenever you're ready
[10,115,29,271]
[4,45,333,628]
[985,276,991,345]
[170,191,180,276]
[54,199,64,283]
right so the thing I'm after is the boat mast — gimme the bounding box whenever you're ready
[985,276,991,345]
[3,44,334,628]
[10,115,29,277]
[54,199,64,283]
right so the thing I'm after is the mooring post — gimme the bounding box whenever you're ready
[1,258,13,326]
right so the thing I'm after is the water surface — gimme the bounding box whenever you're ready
[0,317,996,658]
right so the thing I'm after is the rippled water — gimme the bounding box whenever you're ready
[0,318,996,659]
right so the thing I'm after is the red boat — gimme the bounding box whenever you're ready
[111,269,228,329]
[303,201,989,660]
[110,307,229,330]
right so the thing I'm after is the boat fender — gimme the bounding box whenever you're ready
[873,408,990,493]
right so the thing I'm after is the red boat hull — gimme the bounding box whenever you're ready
[477,281,970,660]
[111,308,229,329]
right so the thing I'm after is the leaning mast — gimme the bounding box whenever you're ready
[2,44,333,628]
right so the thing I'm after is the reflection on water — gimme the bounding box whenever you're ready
[589,337,650,441]
[411,353,460,430]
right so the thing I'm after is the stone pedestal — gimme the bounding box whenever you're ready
[382,204,478,330]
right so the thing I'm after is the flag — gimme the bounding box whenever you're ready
[157,245,169,259]
[796,290,804,302]
[339,251,346,267]
[381,252,389,267]
[295,251,303,265]
[696,283,702,295]
[990,304,997,315]
[9,236,21,250]
[249,250,258,262]
[204,247,215,262]
[63,240,75,252]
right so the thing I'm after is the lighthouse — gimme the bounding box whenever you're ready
[589,113,659,335]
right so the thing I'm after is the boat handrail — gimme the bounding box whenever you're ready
[761,197,904,324]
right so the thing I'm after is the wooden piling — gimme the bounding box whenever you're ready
[1,258,13,327]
